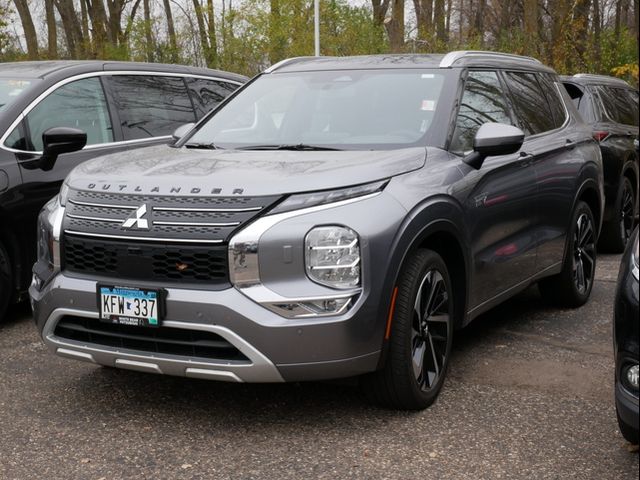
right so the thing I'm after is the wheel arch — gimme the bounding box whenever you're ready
[375,196,471,368]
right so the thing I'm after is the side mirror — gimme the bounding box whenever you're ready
[463,123,525,170]
[39,127,87,171]
[172,123,195,142]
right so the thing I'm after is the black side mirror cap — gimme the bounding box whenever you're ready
[38,127,87,171]
[463,123,525,170]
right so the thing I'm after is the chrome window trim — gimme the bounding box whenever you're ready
[0,70,243,153]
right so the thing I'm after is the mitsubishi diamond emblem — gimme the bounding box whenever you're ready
[122,204,150,230]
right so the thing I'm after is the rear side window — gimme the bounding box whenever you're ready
[186,78,240,119]
[109,75,196,140]
[596,86,637,126]
[503,72,556,135]
[8,77,113,152]
[450,70,513,153]
[538,74,567,128]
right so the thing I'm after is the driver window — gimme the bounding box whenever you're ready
[451,71,513,154]
[21,77,113,152]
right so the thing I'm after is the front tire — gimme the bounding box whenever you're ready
[539,201,596,308]
[599,177,636,253]
[0,241,12,322]
[361,249,454,410]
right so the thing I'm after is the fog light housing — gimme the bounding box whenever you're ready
[266,295,355,318]
[624,364,639,390]
[305,226,360,289]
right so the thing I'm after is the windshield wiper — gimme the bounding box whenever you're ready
[235,143,342,151]
[184,142,224,150]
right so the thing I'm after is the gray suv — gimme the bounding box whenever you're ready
[30,52,604,410]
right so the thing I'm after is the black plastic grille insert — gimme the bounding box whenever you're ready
[63,235,229,285]
[54,316,249,363]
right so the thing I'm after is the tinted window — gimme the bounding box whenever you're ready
[186,78,239,119]
[596,86,637,126]
[627,90,639,126]
[504,72,556,135]
[450,70,513,153]
[109,75,196,140]
[17,77,113,151]
[538,74,567,128]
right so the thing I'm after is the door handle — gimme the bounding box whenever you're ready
[565,138,576,149]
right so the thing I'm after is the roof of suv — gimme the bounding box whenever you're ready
[0,60,247,83]
[266,51,556,74]
[561,73,632,88]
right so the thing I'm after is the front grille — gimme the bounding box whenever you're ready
[54,316,249,363]
[63,235,229,285]
[63,190,281,243]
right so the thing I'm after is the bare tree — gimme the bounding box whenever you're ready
[12,0,38,59]
[45,0,57,58]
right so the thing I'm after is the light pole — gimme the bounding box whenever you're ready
[314,0,320,56]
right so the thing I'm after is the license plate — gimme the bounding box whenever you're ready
[98,285,164,327]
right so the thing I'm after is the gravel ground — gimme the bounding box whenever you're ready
[0,253,637,479]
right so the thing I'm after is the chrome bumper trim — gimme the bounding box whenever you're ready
[42,308,284,383]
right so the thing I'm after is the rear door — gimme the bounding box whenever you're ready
[502,71,583,273]
[452,70,538,309]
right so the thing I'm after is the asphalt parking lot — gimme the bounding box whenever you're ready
[0,253,638,480]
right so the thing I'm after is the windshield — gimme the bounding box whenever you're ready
[187,69,448,150]
[0,78,37,113]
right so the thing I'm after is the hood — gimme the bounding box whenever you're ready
[66,144,426,196]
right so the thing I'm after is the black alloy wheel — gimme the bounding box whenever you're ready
[411,269,450,392]
[619,180,635,247]
[361,249,454,410]
[572,212,596,296]
[600,177,637,253]
[539,201,597,308]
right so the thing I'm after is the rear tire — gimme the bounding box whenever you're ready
[361,249,454,410]
[539,201,596,308]
[0,241,12,323]
[599,177,636,253]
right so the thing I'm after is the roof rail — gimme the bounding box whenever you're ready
[439,50,542,68]
[264,56,321,73]
[573,73,630,85]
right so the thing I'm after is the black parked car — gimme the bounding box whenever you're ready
[614,226,639,444]
[31,52,604,409]
[562,75,639,253]
[0,61,246,320]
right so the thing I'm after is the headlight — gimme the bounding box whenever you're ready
[34,195,64,287]
[305,226,360,289]
[269,180,387,215]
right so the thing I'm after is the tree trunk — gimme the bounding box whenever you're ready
[162,0,178,62]
[593,0,601,67]
[13,0,38,59]
[143,0,154,62]
[573,0,591,69]
[413,0,433,43]
[371,0,391,26]
[269,0,286,63]
[523,0,538,55]
[385,0,405,52]
[434,0,446,43]
[206,0,218,68]
[45,0,58,58]
[55,0,84,58]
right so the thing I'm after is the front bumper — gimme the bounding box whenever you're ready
[615,381,639,433]
[30,273,382,383]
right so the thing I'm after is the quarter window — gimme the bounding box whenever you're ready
[503,72,556,135]
[596,86,637,126]
[12,77,113,152]
[186,78,240,119]
[451,70,513,153]
[538,74,567,128]
[109,75,196,140]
